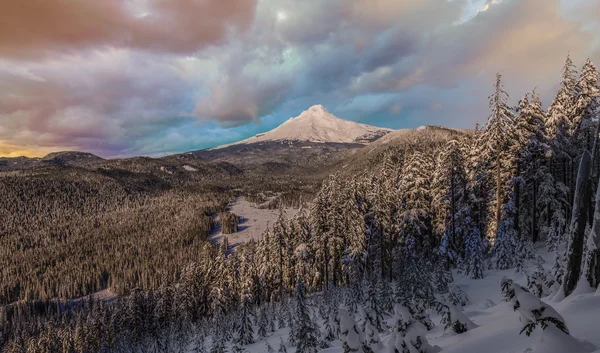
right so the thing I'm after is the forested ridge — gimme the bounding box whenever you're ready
[1,55,599,352]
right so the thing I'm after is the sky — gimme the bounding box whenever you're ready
[1,0,599,158]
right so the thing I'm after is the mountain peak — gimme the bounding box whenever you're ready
[307,104,327,112]
[215,105,392,148]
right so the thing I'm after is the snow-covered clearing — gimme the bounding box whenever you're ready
[210,197,297,246]
[429,256,599,353]
[183,165,198,171]
[192,246,600,353]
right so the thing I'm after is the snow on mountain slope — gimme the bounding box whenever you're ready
[216,105,392,148]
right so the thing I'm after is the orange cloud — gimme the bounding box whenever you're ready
[0,0,257,58]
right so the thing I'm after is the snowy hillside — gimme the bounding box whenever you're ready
[216,105,391,148]
[180,247,600,353]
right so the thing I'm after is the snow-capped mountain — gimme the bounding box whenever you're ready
[219,105,392,147]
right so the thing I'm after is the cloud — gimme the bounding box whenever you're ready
[0,0,599,157]
[0,49,198,156]
[0,0,257,59]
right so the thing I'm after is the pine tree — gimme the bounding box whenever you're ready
[210,323,227,353]
[362,279,387,333]
[234,295,254,346]
[434,139,470,261]
[338,309,364,353]
[433,300,476,334]
[400,151,436,253]
[465,226,485,279]
[278,337,288,353]
[432,255,453,293]
[492,201,518,270]
[257,306,269,338]
[502,278,569,336]
[191,326,207,353]
[291,279,318,353]
[389,304,437,353]
[513,90,548,243]
[572,59,599,153]
[483,73,515,239]
[266,341,275,353]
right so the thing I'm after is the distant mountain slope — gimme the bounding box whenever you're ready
[339,125,472,175]
[215,104,392,148]
[0,151,103,170]
[41,151,104,165]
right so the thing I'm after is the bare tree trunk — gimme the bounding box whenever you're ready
[451,174,456,245]
[532,178,538,243]
[563,150,592,297]
[514,163,521,239]
[324,237,329,291]
[584,122,600,290]
[496,153,502,236]
[587,176,600,289]
[588,120,600,226]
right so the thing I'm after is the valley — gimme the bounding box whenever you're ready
[1,61,600,353]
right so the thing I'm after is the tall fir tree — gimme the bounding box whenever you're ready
[291,279,318,353]
[483,73,515,240]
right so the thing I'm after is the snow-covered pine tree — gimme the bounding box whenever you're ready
[545,57,577,249]
[513,90,549,244]
[483,73,515,240]
[372,154,402,280]
[547,54,577,158]
[276,300,287,330]
[278,338,288,353]
[310,182,332,291]
[291,279,318,353]
[540,171,568,252]
[323,311,339,341]
[467,124,494,240]
[362,279,387,333]
[155,283,174,353]
[492,200,518,270]
[501,277,573,351]
[265,341,275,353]
[267,303,276,333]
[361,311,382,353]
[292,205,314,288]
[343,179,367,282]
[191,326,207,353]
[376,278,393,314]
[434,139,470,262]
[433,300,476,334]
[465,226,485,279]
[320,288,340,341]
[210,323,227,353]
[446,284,469,307]
[339,309,364,353]
[345,280,363,316]
[234,294,254,346]
[398,151,435,254]
[432,255,453,293]
[257,306,269,338]
[572,59,599,154]
[525,258,558,298]
[389,304,438,353]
